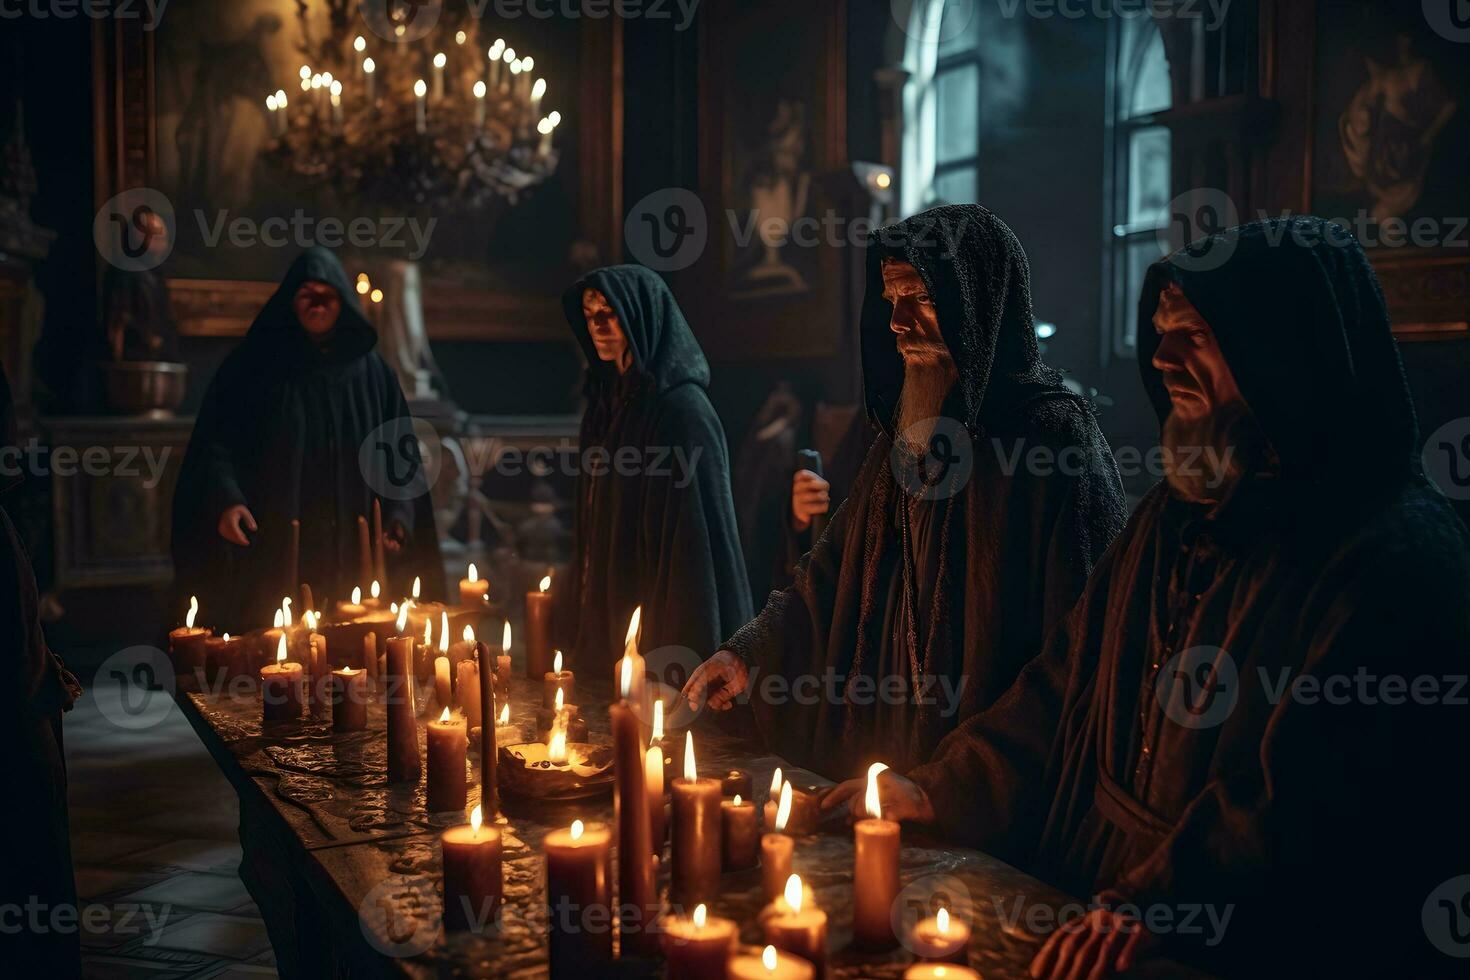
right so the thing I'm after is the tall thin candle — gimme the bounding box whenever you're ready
[611,627,657,954]
[476,641,498,816]
[385,605,420,783]
[853,763,901,949]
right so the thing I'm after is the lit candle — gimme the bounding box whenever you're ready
[545,819,613,971]
[611,634,657,953]
[414,78,427,133]
[546,709,569,765]
[427,706,468,812]
[722,793,759,872]
[385,605,420,783]
[543,648,575,708]
[329,79,343,127]
[519,56,534,98]
[537,116,554,156]
[524,573,553,677]
[762,781,795,902]
[645,699,666,852]
[337,585,367,619]
[275,90,288,130]
[203,631,241,684]
[456,656,481,730]
[722,769,754,799]
[368,579,383,609]
[473,79,487,128]
[362,57,375,106]
[353,34,366,53]
[853,763,901,950]
[477,641,498,816]
[494,621,513,692]
[432,51,446,100]
[459,562,488,608]
[531,76,546,118]
[487,39,505,87]
[663,903,738,979]
[901,966,980,980]
[441,805,502,932]
[169,595,211,685]
[307,625,329,718]
[330,666,368,732]
[911,906,970,963]
[764,770,819,836]
[500,47,516,93]
[266,94,279,135]
[260,634,303,723]
[536,687,588,743]
[763,874,828,979]
[434,655,452,712]
[729,945,814,980]
[671,730,721,906]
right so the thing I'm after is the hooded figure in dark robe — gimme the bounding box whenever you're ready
[857,218,1470,978]
[172,248,443,631]
[684,205,1128,777]
[558,265,753,678]
[1,363,83,976]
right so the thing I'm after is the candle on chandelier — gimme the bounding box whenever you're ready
[260,634,303,723]
[473,79,487,128]
[531,76,546,119]
[414,78,427,133]
[762,781,795,902]
[728,945,814,980]
[662,903,738,980]
[519,56,535,98]
[671,730,722,906]
[524,573,554,677]
[362,57,375,106]
[500,47,516,93]
[764,874,828,979]
[442,805,502,932]
[544,819,613,971]
[911,906,970,963]
[329,79,343,127]
[432,51,447,100]
[385,605,420,783]
[611,629,657,953]
[487,39,505,87]
[427,707,468,812]
[853,763,901,949]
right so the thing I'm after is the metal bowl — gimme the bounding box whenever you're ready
[101,361,188,416]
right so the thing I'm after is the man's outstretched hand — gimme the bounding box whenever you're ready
[681,650,749,712]
[1029,897,1156,980]
[821,768,936,824]
[218,505,258,546]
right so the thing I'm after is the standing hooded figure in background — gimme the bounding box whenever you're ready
[559,265,752,679]
[1,362,82,976]
[684,205,1127,777]
[840,218,1470,978]
[172,247,443,631]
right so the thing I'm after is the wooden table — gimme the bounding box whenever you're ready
[179,675,1209,979]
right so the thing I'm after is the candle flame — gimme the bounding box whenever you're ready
[503,47,516,63]
[539,574,551,592]
[371,580,381,599]
[619,654,633,699]
[463,625,475,642]
[570,818,583,841]
[222,633,230,642]
[274,608,284,628]
[938,907,950,934]
[553,650,563,674]
[784,874,803,914]
[693,904,707,928]
[412,576,421,599]
[433,51,446,69]
[362,57,375,74]
[623,607,642,649]
[413,78,427,98]
[276,634,286,664]
[865,762,890,820]
[470,804,482,834]
[734,793,743,806]
[554,687,564,711]
[351,586,361,604]
[396,603,409,633]
[537,117,552,136]
[281,598,293,627]
[532,78,547,99]
[186,595,199,629]
[503,621,512,650]
[770,767,783,796]
[762,946,777,970]
[498,703,509,725]
[775,781,792,833]
[439,611,449,653]
[423,617,432,645]
[651,698,664,741]
[468,562,478,581]
[548,716,568,763]
[439,706,450,723]
[353,35,365,52]
[683,730,696,781]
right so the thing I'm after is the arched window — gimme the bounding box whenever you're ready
[900,0,987,215]
[1104,16,1172,356]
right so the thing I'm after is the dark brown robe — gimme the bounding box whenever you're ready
[908,217,1470,976]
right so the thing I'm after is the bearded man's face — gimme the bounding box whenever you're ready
[883,258,958,453]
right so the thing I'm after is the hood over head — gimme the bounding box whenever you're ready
[562,264,711,395]
[244,246,377,362]
[860,204,1067,434]
[1137,216,1419,494]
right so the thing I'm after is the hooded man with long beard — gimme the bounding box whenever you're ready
[824,217,1470,978]
[683,205,1127,776]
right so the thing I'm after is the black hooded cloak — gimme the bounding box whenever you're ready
[907,217,1470,977]
[1,364,82,976]
[559,266,753,677]
[723,205,1127,778]
[171,248,442,631]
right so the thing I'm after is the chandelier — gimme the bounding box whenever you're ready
[260,7,563,216]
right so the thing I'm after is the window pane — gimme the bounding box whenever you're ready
[937,0,982,59]
[1118,237,1166,350]
[1127,126,1171,228]
[933,167,977,206]
[1126,24,1171,118]
[936,62,979,165]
